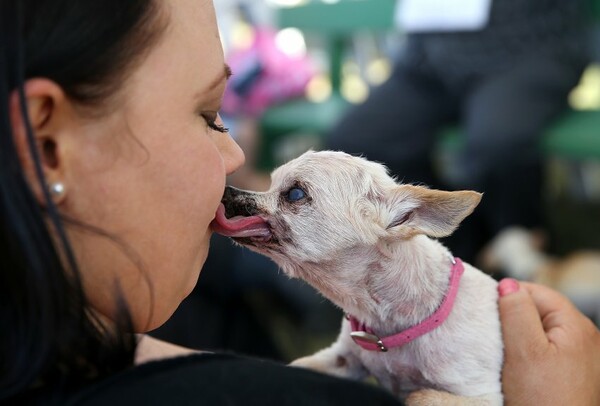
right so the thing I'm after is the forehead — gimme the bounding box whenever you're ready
[167,0,220,43]
[122,0,223,103]
[164,0,222,76]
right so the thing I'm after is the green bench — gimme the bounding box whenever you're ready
[439,109,600,161]
[258,0,600,171]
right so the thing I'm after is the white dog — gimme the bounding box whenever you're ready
[212,151,503,405]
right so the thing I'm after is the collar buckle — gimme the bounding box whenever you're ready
[350,331,388,352]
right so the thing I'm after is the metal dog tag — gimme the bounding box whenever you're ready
[350,331,388,352]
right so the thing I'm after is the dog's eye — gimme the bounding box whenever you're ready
[286,187,306,202]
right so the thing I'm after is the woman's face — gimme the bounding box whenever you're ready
[63,0,244,330]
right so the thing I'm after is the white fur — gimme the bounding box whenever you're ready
[222,151,503,405]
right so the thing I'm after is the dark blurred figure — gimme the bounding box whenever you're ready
[326,0,591,263]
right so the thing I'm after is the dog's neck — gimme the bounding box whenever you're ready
[367,235,457,333]
[293,235,457,336]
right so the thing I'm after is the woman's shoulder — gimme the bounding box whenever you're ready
[66,352,402,406]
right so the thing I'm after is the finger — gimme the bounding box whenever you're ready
[521,282,580,325]
[498,279,548,357]
[521,282,593,343]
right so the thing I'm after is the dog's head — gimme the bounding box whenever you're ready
[212,150,481,272]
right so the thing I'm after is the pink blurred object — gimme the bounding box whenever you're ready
[222,28,316,117]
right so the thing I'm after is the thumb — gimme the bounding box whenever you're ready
[497,278,548,359]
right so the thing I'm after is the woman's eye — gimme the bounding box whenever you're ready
[201,112,229,133]
[286,187,306,202]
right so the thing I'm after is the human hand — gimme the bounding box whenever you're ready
[498,279,600,406]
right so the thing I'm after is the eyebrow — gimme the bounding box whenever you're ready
[207,64,233,91]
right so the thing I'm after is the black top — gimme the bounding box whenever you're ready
[23,353,402,406]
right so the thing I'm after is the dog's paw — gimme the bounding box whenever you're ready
[290,356,330,373]
[290,355,353,378]
[406,389,460,406]
[406,389,501,406]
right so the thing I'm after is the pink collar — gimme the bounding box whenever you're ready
[348,257,464,352]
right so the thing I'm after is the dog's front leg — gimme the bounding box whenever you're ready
[290,338,368,380]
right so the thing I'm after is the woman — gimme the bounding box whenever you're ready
[0,0,399,403]
[0,0,598,404]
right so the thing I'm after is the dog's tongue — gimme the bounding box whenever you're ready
[211,203,271,238]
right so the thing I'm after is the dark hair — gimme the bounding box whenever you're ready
[0,0,166,401]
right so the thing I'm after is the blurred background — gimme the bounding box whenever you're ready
[152,0,600,363]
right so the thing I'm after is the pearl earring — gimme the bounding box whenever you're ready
[49,182,66,200]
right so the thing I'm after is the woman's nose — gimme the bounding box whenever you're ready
[221,132,245,175]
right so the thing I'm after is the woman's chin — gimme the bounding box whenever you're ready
[139,238,210,331]
[181,248,208,298]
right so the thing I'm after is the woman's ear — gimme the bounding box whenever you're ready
[9,78,69,205]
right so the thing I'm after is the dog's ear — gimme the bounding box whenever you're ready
[385,185,482,238]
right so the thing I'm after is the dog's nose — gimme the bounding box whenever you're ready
[222,186,261,218]
[223,185,244,203]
